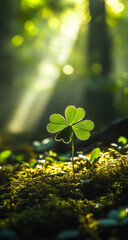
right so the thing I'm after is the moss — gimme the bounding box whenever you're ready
[0,147,128,239]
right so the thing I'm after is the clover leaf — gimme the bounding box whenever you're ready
[47,105,94,180]
[47,106,94,144]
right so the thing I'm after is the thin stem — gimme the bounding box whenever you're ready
[71,131,75,180]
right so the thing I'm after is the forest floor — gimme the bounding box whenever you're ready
[0,137,128,240]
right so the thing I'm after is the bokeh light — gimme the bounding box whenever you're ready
[11,35,24,47]
[63,65,74,75]
[106,0,125,15]
[48,17,60,30]
[24,20,38,36]
[21,0,42,9]
[124,88,128,96]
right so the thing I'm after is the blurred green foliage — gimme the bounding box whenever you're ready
[0,0,128,139]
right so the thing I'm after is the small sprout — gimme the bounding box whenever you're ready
[79,148,101,165]
[90,148,101,164]
[118,136,127,145]
[111,136,128,149]
[47,105,94,179]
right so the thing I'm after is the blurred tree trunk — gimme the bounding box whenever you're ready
[84,0,116,131]
[88,0,111,75]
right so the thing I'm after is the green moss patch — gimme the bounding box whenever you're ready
[0,146,128,240]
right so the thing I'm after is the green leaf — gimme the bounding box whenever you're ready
[65,106,76,124]
[65,105,85,124]
[47,114,68,133]
[72,120,94,140]
[74,120,94,130]
[0,150,12,162]
[90,148,100,164]
[118,136,127,145]
[55,126,72,144]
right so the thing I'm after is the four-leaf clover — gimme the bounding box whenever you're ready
[47,105,94,144]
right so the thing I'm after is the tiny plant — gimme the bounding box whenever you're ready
[79,148,100,165]
[47,105,94,179]
[90,147,100,164]
[111,136,128,149]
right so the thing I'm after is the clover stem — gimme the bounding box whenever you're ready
[71,132,75,180]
